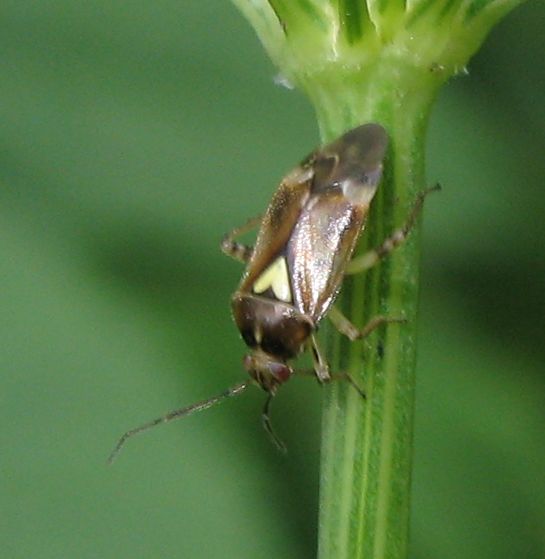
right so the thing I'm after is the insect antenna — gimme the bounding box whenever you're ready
[261,394,287,454]
[108,380,251,464]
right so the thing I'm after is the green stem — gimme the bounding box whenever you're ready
[311,68,439,559]
[228,2,526,558]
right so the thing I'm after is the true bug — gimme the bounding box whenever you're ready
[108,123,437,462]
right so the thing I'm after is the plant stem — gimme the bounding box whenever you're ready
[229,2,526,557]
[313,68,439,559]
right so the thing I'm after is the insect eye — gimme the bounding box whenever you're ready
[267,362,291,383]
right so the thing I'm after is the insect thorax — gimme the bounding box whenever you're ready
[232,294,313,359]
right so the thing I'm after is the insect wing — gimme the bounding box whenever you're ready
[239,123,388,314]
[239,164,313,293]
[287,190,366,321]
[287,123,388,320]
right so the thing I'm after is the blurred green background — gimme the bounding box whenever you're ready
[1,2,544,558]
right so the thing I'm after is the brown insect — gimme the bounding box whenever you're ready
[108,123,437,462]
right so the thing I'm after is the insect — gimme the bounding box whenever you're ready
[108,123,437,462]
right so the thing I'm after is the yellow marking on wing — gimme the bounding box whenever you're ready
[253,256,292,302]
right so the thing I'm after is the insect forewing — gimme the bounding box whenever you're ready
[288,124,388,320]
[239,164,314,292]
[287,191,363,320]
[239,123,388,321]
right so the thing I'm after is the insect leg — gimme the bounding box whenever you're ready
[297,364,365,398]
[330,372,366,399]
[310,334,331,383]
[328,306,407,342]
[346,184,440,275]
[220,214,262,263]
[310,336,364,394]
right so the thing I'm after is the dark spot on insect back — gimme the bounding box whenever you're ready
[261,336,290,359]
[241,329,257,348]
